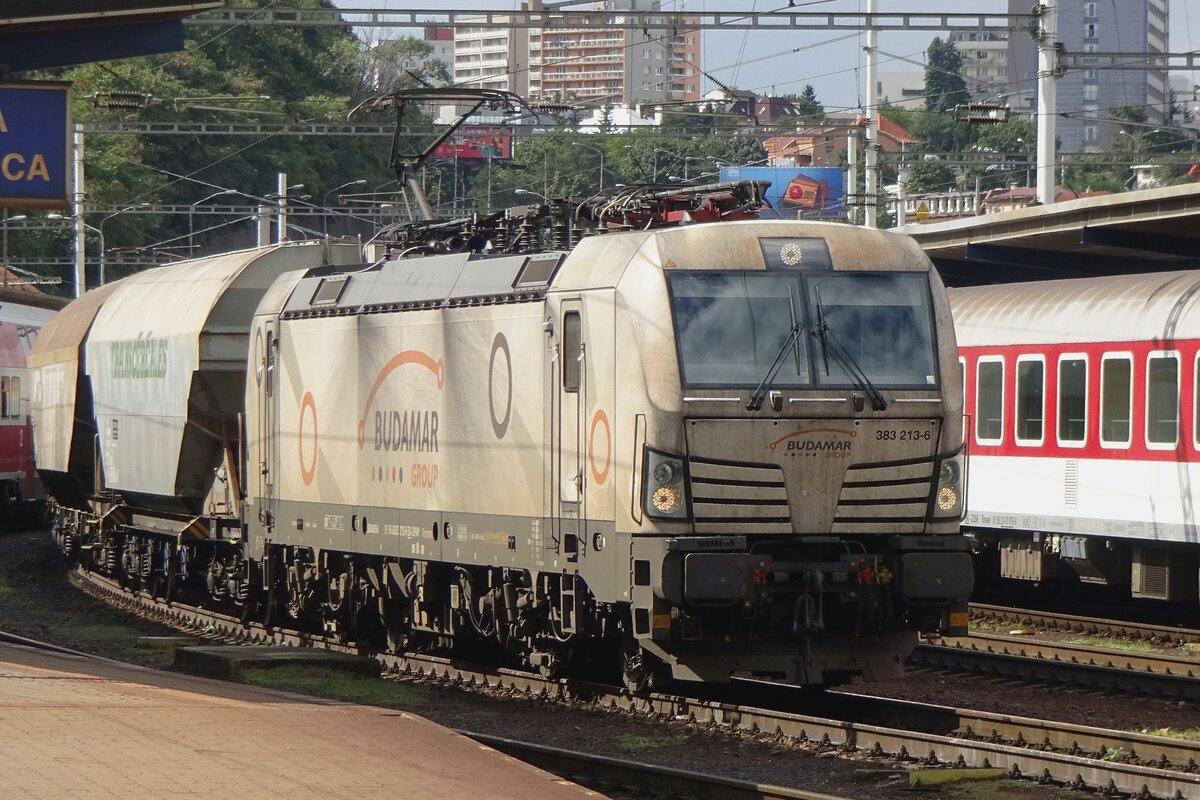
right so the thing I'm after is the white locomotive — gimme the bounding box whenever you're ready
[31,91,971,688]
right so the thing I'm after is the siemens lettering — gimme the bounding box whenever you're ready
[111,337,169,379]
[374,410,439,453]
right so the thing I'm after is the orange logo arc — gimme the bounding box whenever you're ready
[767,428,857,450]
[589,409,611,485]
[299,391,318,486]
[356,350,445,448]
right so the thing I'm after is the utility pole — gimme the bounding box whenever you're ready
[863,0,879,229]
[1035,0,1059,206]
[72,124,86,296]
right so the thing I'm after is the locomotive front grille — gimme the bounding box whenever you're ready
[687,456,791,534]
[833,458,935,534]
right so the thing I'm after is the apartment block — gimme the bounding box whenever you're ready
[1008,0,1169,152]
[453,0,700,107]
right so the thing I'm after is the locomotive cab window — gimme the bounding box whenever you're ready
[1057,356,1087,446]
[975,358,1004,445]
[563,311,582,392]
[805,272,937,388]
[1100,354,1132,448]
[1015,356,1044,445]
[668,272,809,387]
[1146,352,1179,448]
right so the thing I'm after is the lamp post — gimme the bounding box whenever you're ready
[652,149,677,183]
[48,213,101,293]
[515,188,549,203]
[322,180,367,236]
[1,213,27,274]
[576,141,605,190]
[98,203,151,286]
[188,189,237,255]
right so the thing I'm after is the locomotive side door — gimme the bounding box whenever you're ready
[254,319,279,532]
[555,300,586,563]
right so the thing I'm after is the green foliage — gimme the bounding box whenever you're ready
[906,162,957,193]
[924,38,970,113]
[789,84,824,121]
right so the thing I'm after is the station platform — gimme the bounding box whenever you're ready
[0,641,602,799]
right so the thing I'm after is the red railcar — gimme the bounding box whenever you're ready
[0,286,63,510]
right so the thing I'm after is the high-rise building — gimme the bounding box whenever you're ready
[1007,0,1169,153]
[453,0,700,107]
[950,30,1010,102]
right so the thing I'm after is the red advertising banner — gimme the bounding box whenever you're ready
[432,127,511,162]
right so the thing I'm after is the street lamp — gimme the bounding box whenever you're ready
[322,179,368,236]
[652,149,678,182]
[99,203,151,286]
[48,213,102,294]
[189,189,238,255]
[514,188,549,203]
[576,141,605,190]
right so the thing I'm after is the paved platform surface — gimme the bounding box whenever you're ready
[0,641,603,799]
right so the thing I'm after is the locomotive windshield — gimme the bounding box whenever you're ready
[669,273,811,387]
[668,271,937,389]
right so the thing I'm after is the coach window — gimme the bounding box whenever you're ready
[975,357,1003,445]
[1057,356,1087,446]
[1146,352,1179,448]
[959,356,967,440]
[1100,354,1132,447]
[0,377,8,419]
[1015,356,1044,445]
[1195,352,1200,450]
[563,311,582,391]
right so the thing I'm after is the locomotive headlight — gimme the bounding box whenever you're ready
[930,452,965,519]
[652,485,683,513]
[644,447,690,521]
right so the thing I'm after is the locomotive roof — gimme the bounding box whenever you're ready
[281,220,931,318]
[950,270,1200,347]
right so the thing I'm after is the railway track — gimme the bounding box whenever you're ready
[969,603,1200,646]
[73,566,1200,800]
[915,633,1200,699]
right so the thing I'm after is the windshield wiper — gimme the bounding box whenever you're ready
[746,322,805,411]
[812,288,888,412]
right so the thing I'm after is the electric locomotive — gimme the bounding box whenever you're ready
[31,91,971,687]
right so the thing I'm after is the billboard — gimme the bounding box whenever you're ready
[0,81,73,210]
[719,166,845,219]
[432,127,512,163]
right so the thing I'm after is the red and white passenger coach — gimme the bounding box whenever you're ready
[952,271,1200,601]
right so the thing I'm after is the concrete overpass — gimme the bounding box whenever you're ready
[902,183,1200,287]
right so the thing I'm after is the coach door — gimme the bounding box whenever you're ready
[254,320,279,531]
[555,300,586,565]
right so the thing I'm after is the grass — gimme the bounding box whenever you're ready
[1067,636,1156,653]
[59,623,146,646]
[1133,726,1200,741]
[235,664,427,709]
[613,732,689,752]
[943,778,1083,799]
[0,580,13,599]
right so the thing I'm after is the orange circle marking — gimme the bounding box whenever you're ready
[589,409,611,486]
[299,391,318,486]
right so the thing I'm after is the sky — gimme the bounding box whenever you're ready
[333,0,1200,112]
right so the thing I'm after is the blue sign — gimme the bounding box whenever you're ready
[720,166,845,219]
[0,82,72,210]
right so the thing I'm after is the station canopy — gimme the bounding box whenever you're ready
[904,183,1200,287]
[0,1,222,74]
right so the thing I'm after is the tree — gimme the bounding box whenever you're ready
[790,84,824,121]
[924,38,970,113]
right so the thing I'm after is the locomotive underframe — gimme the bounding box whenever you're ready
[53,498,969,687]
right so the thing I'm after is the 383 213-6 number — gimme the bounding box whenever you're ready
[876,429,932,441]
